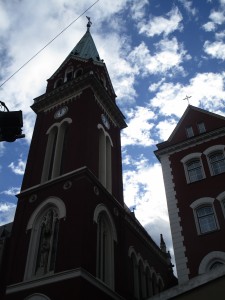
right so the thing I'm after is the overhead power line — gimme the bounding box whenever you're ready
[0,0,100,89]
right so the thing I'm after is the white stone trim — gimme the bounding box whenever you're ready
[180,152,205,184]
[160,154,189,283]
[199,251,225,274]
[27,197,66,230]
[24,293,51,300]
[203,144,225,176]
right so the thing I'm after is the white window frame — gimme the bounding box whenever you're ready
[97,124,113,192]
[198,251,225,274]
[203,145,225,176]
[190,197,219,235]
[24,294,51,300]
[181,153,205,184]
[42,118,72,182]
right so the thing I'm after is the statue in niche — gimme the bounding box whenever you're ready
[35,209,54,276]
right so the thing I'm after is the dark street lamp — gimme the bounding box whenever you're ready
[0,101,25,142]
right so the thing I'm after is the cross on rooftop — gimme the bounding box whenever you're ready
[183,95,192,104]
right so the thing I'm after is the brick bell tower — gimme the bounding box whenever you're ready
[5,20,127,299]
[4,19,177,300]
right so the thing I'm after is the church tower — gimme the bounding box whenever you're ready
[3,20,177,300]
[155,105,225,284]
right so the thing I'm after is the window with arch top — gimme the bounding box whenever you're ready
[203,145,225,176]
[181,153,205,184]
[190,197,219,235]
[24,197,66,280]
[97,124,113,192]
[93,204,117,290]
[41,118,72,182]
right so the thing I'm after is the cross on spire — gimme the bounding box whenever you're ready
[86,16,92,31]
[183,95,192,105]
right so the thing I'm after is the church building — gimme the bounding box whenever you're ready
[155,105,225,285]
[0,20,177,300]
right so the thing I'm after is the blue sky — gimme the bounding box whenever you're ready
[1,0,225,267]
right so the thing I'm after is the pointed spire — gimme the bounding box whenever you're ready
[70,17,101,62]
[160,233,167,253]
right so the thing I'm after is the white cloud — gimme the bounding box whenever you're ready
[150,72,225,118]
[121,106,156,147]
[209,10,225,25]
[130,0,149,21]
[1,187,20,196]
[202,21,217,32]
[178,0,197,17]
[0,202,16,225]
[128,37,188,77]
[155,118,178,141]
[204,40,225,60]
[8,158,26,175]
[138,6,183,37]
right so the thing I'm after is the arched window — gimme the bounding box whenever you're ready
[41,118,72,182]
[138,259,146,299]
[75,68,83,78]
[157,275,164,293]
[209,151,225,175]
[24,198,66,280]
[181,153,205,184]
[190,197,219,235]
[97,124,113,192]
[24,294,51,300]
[203,145,225,176]
[128,247,139,299]
[199,251,225,274]
[186,159,204,183]
[196,205,217,234]
[64,66,73,82]
[93,204,117,289]
[152,272,158,295]
[145,267,153,297]
[54,78,63,89]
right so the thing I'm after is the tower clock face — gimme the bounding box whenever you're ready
[101,114,110,129]
[54,106,68,119]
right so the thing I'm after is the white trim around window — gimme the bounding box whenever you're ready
[199,251,225,274]
[216,191,225,219]
[181,152,205,184]
[203,145,225,176]
[190,197,219,235]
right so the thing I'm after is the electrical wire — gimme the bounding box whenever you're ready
[0,0,100,89]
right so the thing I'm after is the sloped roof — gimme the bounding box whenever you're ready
[70,29,101,61]
[156,105,225,151]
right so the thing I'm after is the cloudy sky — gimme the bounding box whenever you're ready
[1,0,225,269]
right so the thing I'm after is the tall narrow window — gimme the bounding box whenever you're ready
[64,67,73,82]
[94,204,117,290]
[131,254,139,299]
[96,213,114,288]
[197,122,206,134]
[98,125,113,192]
[138,260,146,299]
[42,119,72,182]
[186,126,194,138]
[209,151,225,175]
[186,159,204,182]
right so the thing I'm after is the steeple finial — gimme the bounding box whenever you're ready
[86,16,92,31]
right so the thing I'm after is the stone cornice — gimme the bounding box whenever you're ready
[32,72,126,129]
